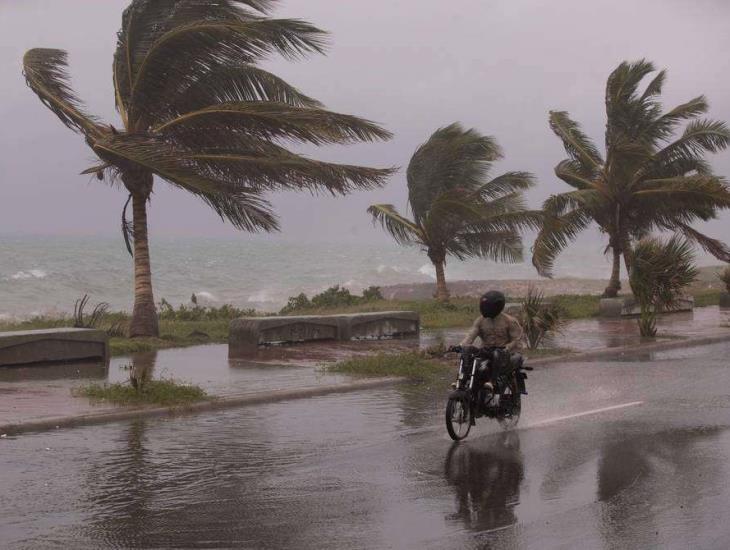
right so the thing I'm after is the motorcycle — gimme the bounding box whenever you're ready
[444,345,532,441]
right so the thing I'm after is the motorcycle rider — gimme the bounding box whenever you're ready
[453,290,523,392]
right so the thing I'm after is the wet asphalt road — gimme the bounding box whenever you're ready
[2,341,730,549]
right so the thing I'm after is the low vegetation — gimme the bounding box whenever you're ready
[280,285,383,314]
[630,236,698,337]
[322,352,450,382]
[0,278,724,357]
[75,379,207,407]
[516,286,566,349]
[719,267,730,294]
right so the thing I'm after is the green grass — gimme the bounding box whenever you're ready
[692,290,722,308]
[75,379,207,406]
[322,352,450,382]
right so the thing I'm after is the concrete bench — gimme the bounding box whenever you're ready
[229,311,420,356]
[0,328,109,367]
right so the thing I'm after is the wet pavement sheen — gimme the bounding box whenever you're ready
[2,341,730,548]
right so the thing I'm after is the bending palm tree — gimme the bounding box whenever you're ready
[23,0,393,337]
[369,123,539,302]
[533,60,730,297]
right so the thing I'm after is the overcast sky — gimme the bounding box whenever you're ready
[1,0,729,245]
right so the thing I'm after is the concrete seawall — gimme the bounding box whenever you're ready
[229,311,419,356]
[0,328,109,367]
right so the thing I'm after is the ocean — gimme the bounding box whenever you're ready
[0,234,717,319]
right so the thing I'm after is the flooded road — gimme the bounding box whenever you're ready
[3,342,730,549]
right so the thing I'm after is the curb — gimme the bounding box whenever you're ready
[528,332,730,367]
[0,376,403,436]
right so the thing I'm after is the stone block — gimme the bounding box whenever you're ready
[343,311,420,340]
[229,311,420,355]
[229,315,345,355]
[0,328,109,367]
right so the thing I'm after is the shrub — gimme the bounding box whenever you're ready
[280,285,384,314]
[629,236,698,337]
[718,266,730,294]
[158,298,256,321]
[516,286,566,349]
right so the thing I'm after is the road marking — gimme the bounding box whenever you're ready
[528,401,643,428]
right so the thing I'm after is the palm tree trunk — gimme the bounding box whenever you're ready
[129,192,159,337]
[603,247,622,298]
[433,259,450,302]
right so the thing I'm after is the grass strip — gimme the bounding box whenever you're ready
[75,379,207,407]
[322,351,450,382]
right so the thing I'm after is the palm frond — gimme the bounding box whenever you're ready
[634,175,730,207]
[654,119,730,164]
[554,160,598,190]
[128,18,328,122]
[476,171,535,199]
[154,102,392,145]
[645,96,708,142]
[153,64,322,123]
[92,134,279,231]
[531,207,592,277]
[23,48,104,137]
[450,230,523,263]
[407,123,501,223]
[189,152,395,194]
[367,204,423,246]
[114,0,276,115]
[548,110,603,172]
[674,223,730,262]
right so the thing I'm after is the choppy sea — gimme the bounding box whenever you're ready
[0,234,717,319]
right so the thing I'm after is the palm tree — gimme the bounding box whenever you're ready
[629,236,697,337]
[368,123,539,302]
[22,0,393,337]
[532,60,730,297]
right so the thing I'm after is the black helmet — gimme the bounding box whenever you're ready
[479,290,505,319]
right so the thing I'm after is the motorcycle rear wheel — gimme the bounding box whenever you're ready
[446,397,472,441]
[497,378,521,430]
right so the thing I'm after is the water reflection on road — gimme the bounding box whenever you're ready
[3,343,730,548]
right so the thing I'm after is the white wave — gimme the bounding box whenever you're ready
[10,269,47,280]
[376,264,407,274]
[247,289,271,303]
[417,264,436,279]
[194,291,218,303]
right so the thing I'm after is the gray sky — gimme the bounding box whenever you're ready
[1,0,729,244]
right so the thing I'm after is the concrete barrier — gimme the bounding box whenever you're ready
[720,293,730,309]
[599,296,694,317]
[0,328,109,367]
[344,311,420,340]
[229,311,419,356]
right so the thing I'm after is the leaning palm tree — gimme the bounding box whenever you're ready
[368,123,539,302]
[23,0,393,337]
[533,60,730,297]
[629,236,697,337]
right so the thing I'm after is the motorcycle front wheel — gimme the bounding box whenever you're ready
[445,397,472,441]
